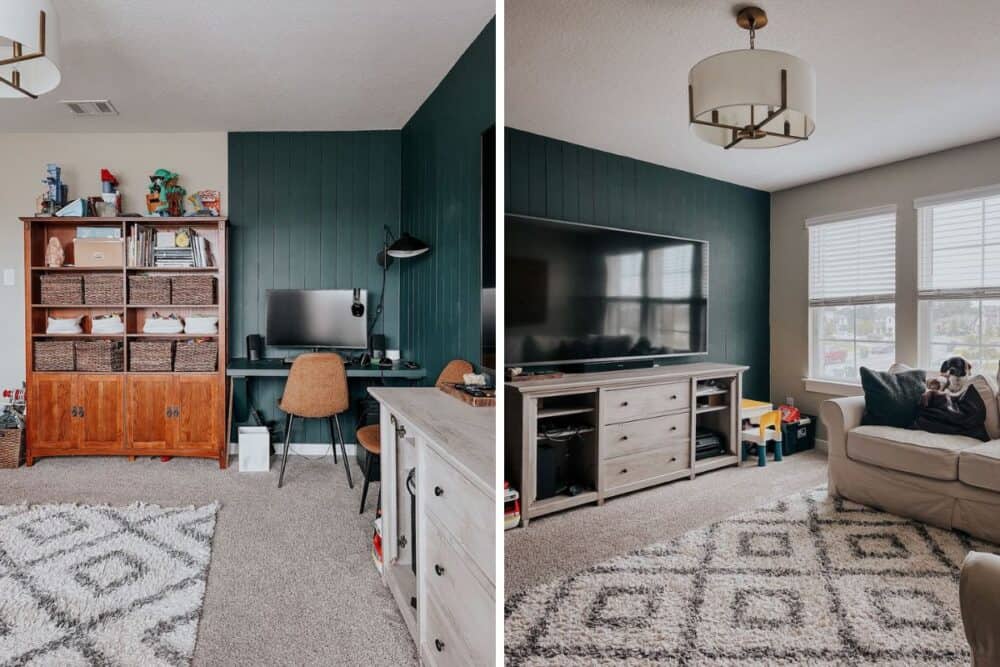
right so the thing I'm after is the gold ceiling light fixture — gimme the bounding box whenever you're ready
[0,0,61,99]
[688,6,815,149]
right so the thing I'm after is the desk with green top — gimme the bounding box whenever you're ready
[226,358,427,445]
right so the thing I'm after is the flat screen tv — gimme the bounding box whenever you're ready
[266,289,368,349]
[505,215,708,366]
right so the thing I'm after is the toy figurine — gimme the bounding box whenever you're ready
[45,237,64,267]
[146,169,186,217]
[40,163,67,215]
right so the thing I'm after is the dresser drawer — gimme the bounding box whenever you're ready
[423,516,494,665]
[601,440,689,492]
[603,413,690,459]
[423,591,477,667]
[602,382,689,424]
[423,444,494,583]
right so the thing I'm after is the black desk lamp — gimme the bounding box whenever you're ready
[365,226,430,364]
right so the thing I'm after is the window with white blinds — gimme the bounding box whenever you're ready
[917,188,1000,375]
[807,207,896,383]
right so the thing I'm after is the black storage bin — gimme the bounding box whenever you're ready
[781,415,816,455]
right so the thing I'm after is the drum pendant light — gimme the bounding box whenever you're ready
[0,0,61,99]
[688,7,815,149]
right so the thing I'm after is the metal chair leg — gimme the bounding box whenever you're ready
[359,453,371,514]
[278,414,295,488]
[329,416,338,464]
[333,414,354,489]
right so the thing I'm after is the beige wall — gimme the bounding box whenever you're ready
[0,132,227,390]
[771,137,1000,438]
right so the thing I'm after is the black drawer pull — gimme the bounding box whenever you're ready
[620,435,628,441]
[620,468,628,474]
[670,395,678,400]
[434,564,445,576]
[621,401,629,407]
[670,426,677,431]
[434,486,444,497]
[670,456,677,462]
[71,406,78,417]
[435,639,445,652]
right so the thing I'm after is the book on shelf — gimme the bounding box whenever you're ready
[128,225,214,268]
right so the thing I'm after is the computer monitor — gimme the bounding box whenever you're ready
[265,289,368,349]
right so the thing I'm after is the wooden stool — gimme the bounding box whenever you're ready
[356,424,381,514]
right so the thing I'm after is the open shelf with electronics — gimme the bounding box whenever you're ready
[21,216,228,467]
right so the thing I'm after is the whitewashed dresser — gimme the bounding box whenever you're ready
[368,387,495,665]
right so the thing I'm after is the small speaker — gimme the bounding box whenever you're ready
[246,334,263,361]
[371,334,387,357]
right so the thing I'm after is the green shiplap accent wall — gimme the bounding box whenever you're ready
[400,18,495,382]
[228,131,401,442]
[505,128,771,400]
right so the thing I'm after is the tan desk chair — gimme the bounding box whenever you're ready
[355,359,474,513]
[277,353,354,489]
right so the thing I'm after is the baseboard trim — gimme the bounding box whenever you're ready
[228,442,358,457]
[815,438,829,454]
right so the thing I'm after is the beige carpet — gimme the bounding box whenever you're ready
[506,484,997,665]
[506,449,829,594]
[0,454,416,667]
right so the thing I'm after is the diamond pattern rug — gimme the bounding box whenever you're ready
[0,502,219,666]
[505,487,1000,665]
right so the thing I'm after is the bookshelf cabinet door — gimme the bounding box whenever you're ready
[78,375,124,450]
[127,376,172,450]
[172,375,221,451]
[28,374,79,450]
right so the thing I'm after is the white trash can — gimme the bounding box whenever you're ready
[238,426,270,472]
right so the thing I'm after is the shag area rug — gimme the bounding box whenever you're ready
[0,502,219,666]
[505,486,1000,665]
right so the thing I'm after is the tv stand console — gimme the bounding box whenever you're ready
[505,362,748,527]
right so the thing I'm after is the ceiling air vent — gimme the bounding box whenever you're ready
[61,99,118,116]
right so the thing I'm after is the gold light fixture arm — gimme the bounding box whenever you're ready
[0,10,46,99]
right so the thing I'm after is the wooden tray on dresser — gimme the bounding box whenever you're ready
[438,383,496,407]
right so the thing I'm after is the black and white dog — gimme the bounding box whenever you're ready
[921,356,973,411]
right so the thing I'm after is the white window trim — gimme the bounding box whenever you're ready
[913,183,1000,210]
[802,377,864,396]
[804,203,898,229]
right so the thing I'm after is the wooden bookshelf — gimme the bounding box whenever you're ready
[22,216,228,468]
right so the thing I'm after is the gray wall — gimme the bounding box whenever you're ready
[771,137,1000,436]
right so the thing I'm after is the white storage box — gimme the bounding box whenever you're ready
[238,426,270,472]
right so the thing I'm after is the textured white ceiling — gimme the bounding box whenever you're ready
[506,0,1000,192]
[0,0,494,131]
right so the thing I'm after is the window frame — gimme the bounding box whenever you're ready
[805,204,898,388]
[916,183,1000,375]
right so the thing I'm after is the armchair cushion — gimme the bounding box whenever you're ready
[960,552,1000,667]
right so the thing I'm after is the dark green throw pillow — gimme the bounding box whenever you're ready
[859,367,926,428]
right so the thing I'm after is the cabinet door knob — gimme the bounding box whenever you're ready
[434,639,445,652]
[434,564,445,576]
[71,406,78,417]
[166,407,172,418]
[434,486,444,497]
[79,407,85,418]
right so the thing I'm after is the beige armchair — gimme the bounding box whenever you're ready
[961,552,1000,667]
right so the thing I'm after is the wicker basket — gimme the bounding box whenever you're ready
[75,340,124,372]
[83,274,124,305]
[171,275,216,305]
[40,274,83,305]
[33,340,75,371]
[174,339,218,372]
[0,429,23,469]
[129,340,173,371]
[128,275,171,305]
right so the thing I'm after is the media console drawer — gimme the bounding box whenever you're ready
[602,381,689,424]
[603,412,690,459]
[601,441,690,492]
